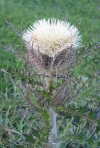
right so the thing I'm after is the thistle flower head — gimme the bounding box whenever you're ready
[23,18,81,57]
[22,18,82,76]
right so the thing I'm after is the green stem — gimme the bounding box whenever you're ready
[45,77,62,147]
[49,108,62,148]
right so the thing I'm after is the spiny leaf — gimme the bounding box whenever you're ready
[29,93,49,122]
[29,93,43,110]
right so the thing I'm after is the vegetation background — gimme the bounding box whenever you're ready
[0,0,100,148]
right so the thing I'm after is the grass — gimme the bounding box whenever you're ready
[0,0,100,147]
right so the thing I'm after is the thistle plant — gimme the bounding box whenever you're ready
[22,18,82,147]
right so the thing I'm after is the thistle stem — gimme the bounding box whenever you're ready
[45,78,62,148]
[49,108,62,148]
[49,108,58,148]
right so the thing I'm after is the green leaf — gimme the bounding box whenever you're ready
[29,94,49,123]
[29,94,43,110]
[39,109,49,123]
[32,128,40,138]
[38,90,48,97]
[72,116,80,125]
[38,90,51,100]
[23,134,36,143]
[79,105,88,114]
[88,110,98,119]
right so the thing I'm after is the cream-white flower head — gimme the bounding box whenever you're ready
[23,18,81,57]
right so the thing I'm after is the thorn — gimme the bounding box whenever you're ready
[64,13,68,22]
[35,14,38,21]
[78,21,81,28]
[18,25,23,34]
[5,20,21,37]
